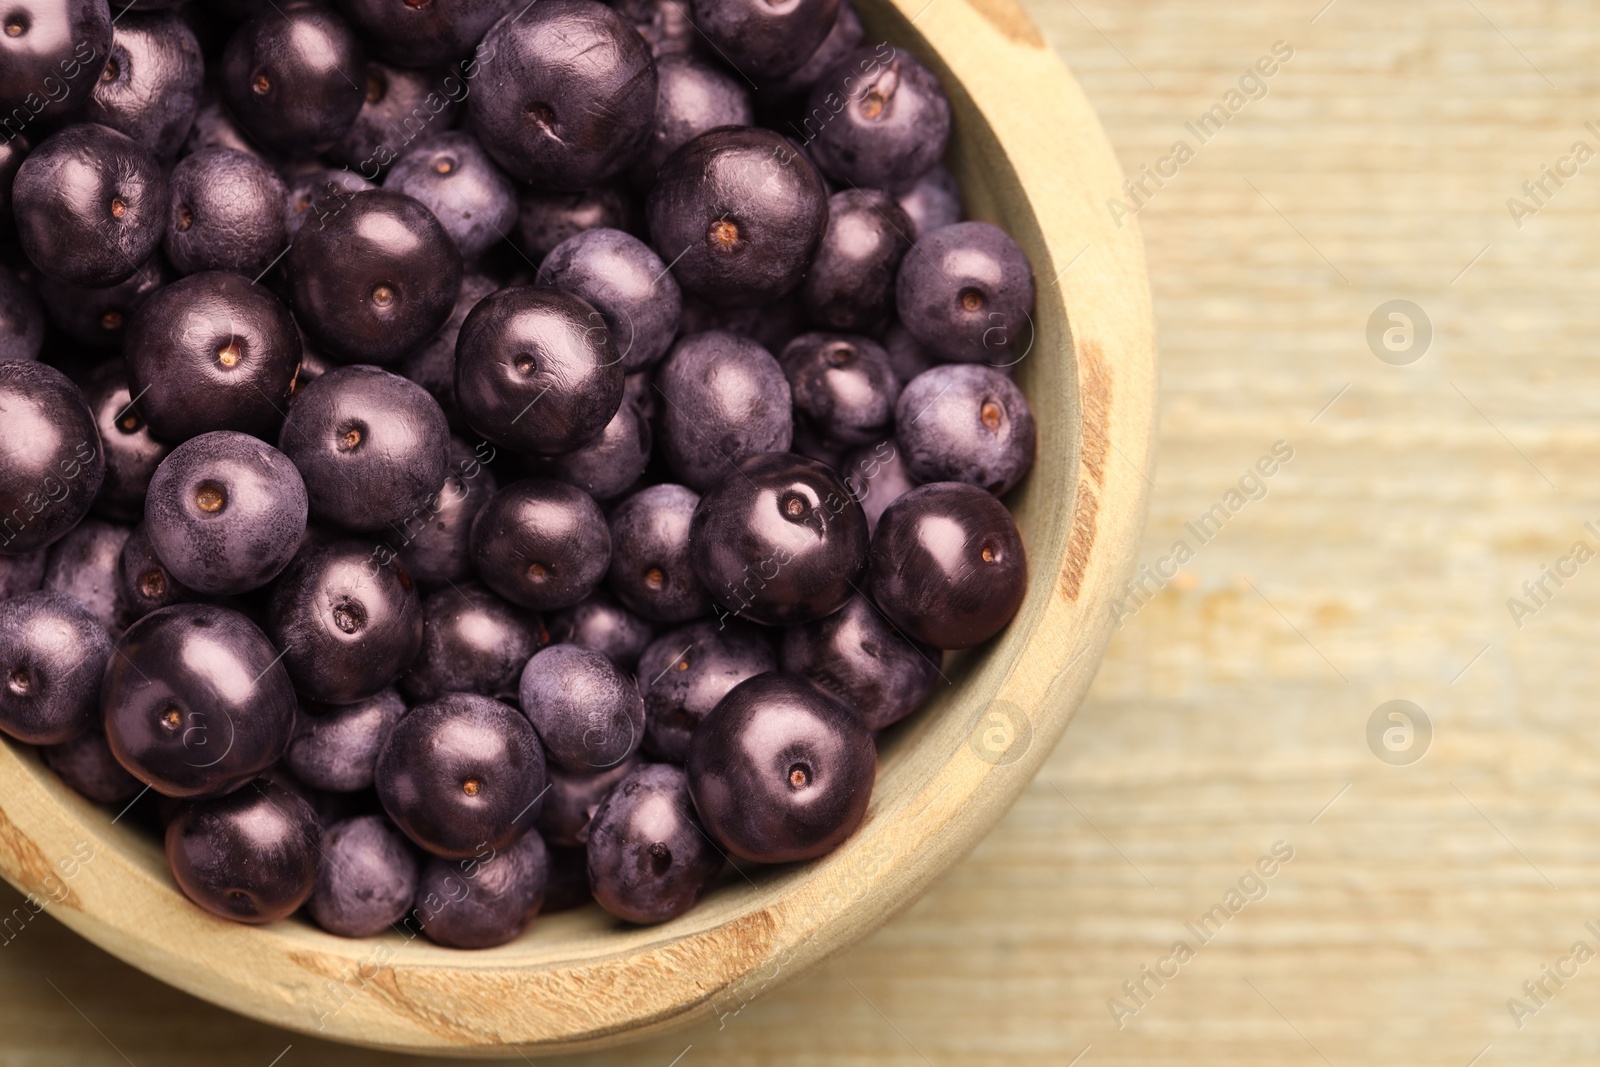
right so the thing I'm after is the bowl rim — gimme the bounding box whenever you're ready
[0,0,1156,1054]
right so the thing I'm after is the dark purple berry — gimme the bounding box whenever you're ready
[307,813,419,937]
[0,360,106,555]
[606,483,709,623]
[838,439,915,535]
[44,728,143,803]
[83,360,168,522]
[895,221,1035,364]
[288,190,464,366]
[102,604,298,797]
[376,691,547,858]
[781,332,899,449]
[687,672,874,862]
[13,123,166,288]
[781,593,941,730]
[894,364,1034,495]
[636,618,774,763]
[547,592,653,672]
[163,148,287,278]
[283,168,374,239]
[588,762,723,923]
[0,0,112,127]
[384,131,517,262]
[117,523,199,617]
[83,10,204,161]
[536,752,641,847]
[277,365,451,533]
[518,643,644,771]
[537,227,683,373]
[286,688,405,793]
[798,189,912,333]
[895,163,960,239]
[469,0,657,189]
[690,0,837,78]
[537,400,651,502]
[413,827,547,948]
[335,0,518,68]
[0,591,112,744]
[654,330,792,491]
[401,582,547,704]
[0,264,45,362]
[804,46,950,192]
[220,6,367,155]
[689,451,868,626]
[469,479,611,612]
[165,777,320,922]
[143,431,307,595]
[647,128,827,307]
[266,540,423,704]
[399,273,498,428]
[42,517,130,635]
[632,55,753,187]
[455,285,623,457]
[755,0,861,103]
[516,183,633,263]
[866,481,1025,649]
[394,437,499,589]
[125,271,301,443]
[35,252,169,349]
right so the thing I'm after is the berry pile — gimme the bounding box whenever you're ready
[0,0,1038,946]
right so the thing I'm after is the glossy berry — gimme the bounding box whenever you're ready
[687,672,874,862]
[375,692,548,859]
[805,47,950,192]
[536,753,640,846]
[896,221,1035,364]
[401,583,547,704]
[44,728,143,803]
[518,643,645,772]
[469,0,657,190]
[117,523,199,618]
[83,10,203,161]
[647,128,828,307]
[289,190,464,365]
[867,481,1025,649]
[144,431,307,595]
[588,762,723,923]
[336,0,518,67]
[538,400,651,502]
[654,330,792,491]
[385,131,517,262]
[606,483,709,623]
[517,184,632,263]
[0,265,44,361]
[163,148,287,277]
[690,0,837,78]
[689,451,869,626]
[839,439,916,535]
[469,479,611,612]
[42,518,130,635]
[35,252,169,349]
[0,591,113,744]
[636,618,775,763]
[632,55,754,188]
[894,364,1035,495]
[219,6,366,154]
[125,271,301,443]
[0,0,112,124]
[781,593,941,730]
[0,360,106,555]
[307,813,418,937]
[537,227,682,374]
[277,365,450,533]
[283,167,374,239]
[756,0,861,103]
[82,360,168,522]
[394,437,498,589]
[413,827,547,948]
[799,189,912,333]
[102,604,298,797]
[547,592,653,672]
[286,687,405,793]
[895,163,960,239]
[13,123,166,287]
[781,333,900,449]
[266,540,423,704]
[455,285,623,457]
[165,777,320,923]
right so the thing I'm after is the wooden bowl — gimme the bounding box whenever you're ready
[0,0,1154,1054]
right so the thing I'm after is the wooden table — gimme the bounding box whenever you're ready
[6,0,1599,1062]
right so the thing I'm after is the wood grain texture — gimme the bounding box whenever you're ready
[0,0,1156,1056]
[6,0,1600,1063]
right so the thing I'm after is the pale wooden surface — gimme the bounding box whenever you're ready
[4,0,1599,1062]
